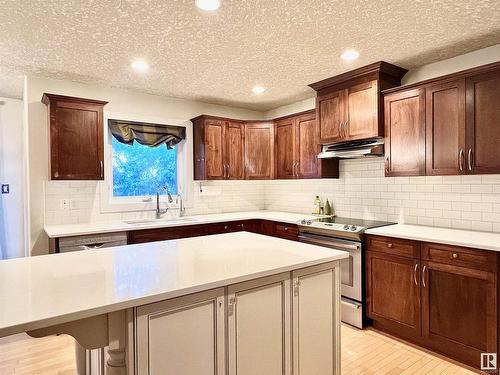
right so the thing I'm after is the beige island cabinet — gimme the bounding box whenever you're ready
[0,232,347,375]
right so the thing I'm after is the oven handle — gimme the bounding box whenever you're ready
[298,234,360,252]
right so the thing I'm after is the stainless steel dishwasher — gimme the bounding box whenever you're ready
[58,232,128,375]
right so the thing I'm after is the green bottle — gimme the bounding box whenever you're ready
[324,199,332,216]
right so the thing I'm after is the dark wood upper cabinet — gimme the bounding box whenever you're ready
[317,89,345,143]
[466,68,500,174]
[310,61,408,144]
[244,122,275,179]
[346,80,379,140]
[383,61,500,177]
[274,111,339,179]
[384,88,426,176]
[204,119,226,179]
[42,93,107,180]
[425,79,466,176]
[192,115,244,180]
[275,118,296,179]
[225,121,245,179]
[295,112,321,178]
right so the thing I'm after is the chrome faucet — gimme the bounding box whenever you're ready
[155,186,173,219]
[177,194,186,217]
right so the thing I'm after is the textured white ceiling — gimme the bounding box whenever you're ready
[0,0,499,110]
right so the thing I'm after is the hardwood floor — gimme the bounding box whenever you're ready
[0,333,76,375]
[342,324,478,374]
[0,325,478,374]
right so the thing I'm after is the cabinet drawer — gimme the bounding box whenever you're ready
[421,242,497,272]
[274,223,299,240]
[366,235,419,259]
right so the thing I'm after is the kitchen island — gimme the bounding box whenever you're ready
[0,232,347,375]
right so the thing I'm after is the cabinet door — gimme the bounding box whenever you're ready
[317,89,346,143]
[292,263,341,375]
[421,260,497,367]
[136,288,225,375]
[49,99,104,180]
[426,79,466,175]
[466,69,500,174]
[275,118,296,179]
[366,251,421,339]
[244,123,275,179]
[226,121,245,179]
[346,80,379,140]
[295,113,320,178]
[205,119,226,179]
[384,88,425,176]
[228,273,290,375]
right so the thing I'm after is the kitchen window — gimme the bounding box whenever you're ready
[100,114,193,213]
[111,136,178,197]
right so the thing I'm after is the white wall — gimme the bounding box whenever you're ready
[27,76,266,255]
[0,97,25,259]
[402,44,500,85]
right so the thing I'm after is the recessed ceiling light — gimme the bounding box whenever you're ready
[131,59,149,73]
[341,50,360,61]
[252,85,266,95]
[195,0,221,11]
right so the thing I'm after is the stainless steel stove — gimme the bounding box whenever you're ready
[298,216,393,241]
[298,216,395,328]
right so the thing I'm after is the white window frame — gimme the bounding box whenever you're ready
[99,111,194,213]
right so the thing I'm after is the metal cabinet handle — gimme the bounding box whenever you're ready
[295,161,300,177]
[344,120,349,138]
[385,157,390,174]
[100,161,104,178]
[452,253,458,259]
[414,263,419,286]
[227,164,230,178]
[387,243,393,248]
[467,149,473,171]
[422,265,427,288]
[223,164,227,178]
[459,149,465,172]
[338,121,343,138]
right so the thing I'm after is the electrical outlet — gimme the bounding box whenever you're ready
[69,199,77,209]
[1,184,9,194]
[60,199,69,210]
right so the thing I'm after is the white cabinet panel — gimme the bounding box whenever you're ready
[228,273,291,375]
[135,288,225,375]
[292,263,341,375]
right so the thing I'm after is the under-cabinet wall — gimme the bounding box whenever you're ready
[45,159,500,233]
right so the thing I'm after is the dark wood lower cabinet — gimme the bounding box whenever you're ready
[366,235,498,369]
[366,251,421,339]
[128,219,297,245]
[421,260,497,367]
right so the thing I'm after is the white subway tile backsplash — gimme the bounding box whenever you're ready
[44,158,500,233]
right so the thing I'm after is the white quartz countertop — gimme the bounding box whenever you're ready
[44,211,323,238]
[0,232,347,338]
[366,224,500,252]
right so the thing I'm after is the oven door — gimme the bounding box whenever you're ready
[298,233,362,302]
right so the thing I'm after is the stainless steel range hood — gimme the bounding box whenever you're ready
[318,137,384,159]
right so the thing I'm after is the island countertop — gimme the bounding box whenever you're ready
[0,232,348,338]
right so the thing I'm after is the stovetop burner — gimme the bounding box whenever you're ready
[298,216,395,240]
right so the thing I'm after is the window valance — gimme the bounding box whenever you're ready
[108,119,186,149]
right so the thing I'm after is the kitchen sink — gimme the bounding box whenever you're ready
[123,217,197,225]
